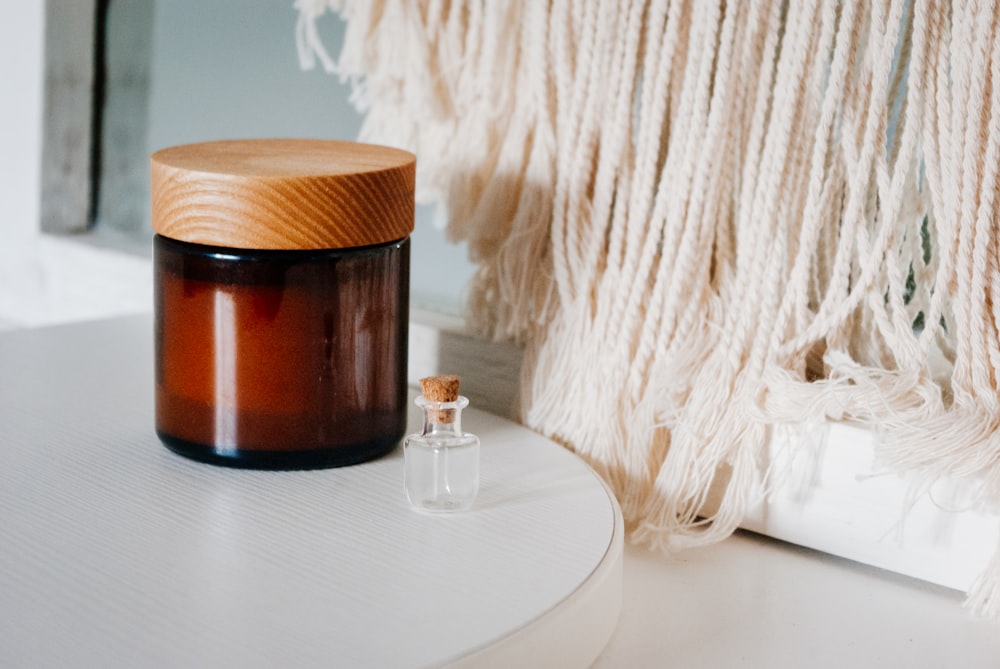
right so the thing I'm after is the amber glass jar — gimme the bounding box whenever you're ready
[151,139,415,469]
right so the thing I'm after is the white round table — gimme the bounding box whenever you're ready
[0,316,622,668]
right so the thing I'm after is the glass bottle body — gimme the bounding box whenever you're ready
[404,396,480,512]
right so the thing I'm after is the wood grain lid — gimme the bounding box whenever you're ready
[151,139,416,250]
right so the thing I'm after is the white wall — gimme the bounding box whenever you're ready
[0,3,44,244]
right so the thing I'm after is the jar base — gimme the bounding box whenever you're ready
[157,430,401,470]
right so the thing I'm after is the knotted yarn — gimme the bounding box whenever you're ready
[297,0,1000,616]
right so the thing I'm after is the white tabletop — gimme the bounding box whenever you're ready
[0,316,622,668]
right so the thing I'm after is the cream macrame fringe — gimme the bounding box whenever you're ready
[298,0,1000,616]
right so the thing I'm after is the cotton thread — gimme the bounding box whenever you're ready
[300,0,1000,617]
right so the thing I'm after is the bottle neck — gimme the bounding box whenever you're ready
[416,395,468,437]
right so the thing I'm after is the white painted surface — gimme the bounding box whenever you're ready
[742,422,1000,593]
[0,316,622,668]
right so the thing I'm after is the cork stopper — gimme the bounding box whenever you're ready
[420,375,461,423]
[151,139,415,250]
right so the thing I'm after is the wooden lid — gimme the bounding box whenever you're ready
[150,139,415,250]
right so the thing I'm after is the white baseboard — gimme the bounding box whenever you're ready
[742,421,998,591]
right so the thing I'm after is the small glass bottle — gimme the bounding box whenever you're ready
[404,375,480,512]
